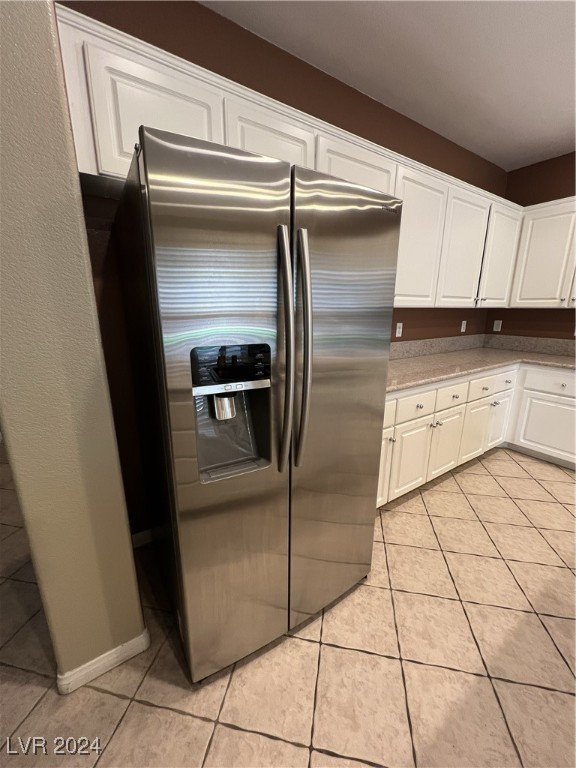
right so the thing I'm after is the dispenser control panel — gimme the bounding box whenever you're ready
[190,344,271,396]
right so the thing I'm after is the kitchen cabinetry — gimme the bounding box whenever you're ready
[388,415,433,501]
[377,427,395,507]
[393,167,448,307]
[225,99,315,167]
[458,397,492,463]
[83,42,225,177]
[477,203,523,307]
[316,135,396,193]
[510,200,576,308]
[435,187,491,307]
[428,404,465,480]
[511,367,576,463]
[487,392,513,450]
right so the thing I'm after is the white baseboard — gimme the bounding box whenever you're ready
[57,627,150,694]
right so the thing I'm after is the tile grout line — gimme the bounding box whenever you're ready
[7,678,55,741]
[465,467,576,678]
[382,520,419,768]
[307,609,324,768]
[0,607,43,652]
[421,490,526,768]
[200,659,236,768]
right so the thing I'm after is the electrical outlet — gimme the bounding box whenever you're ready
[493,320,502,332]
[395,322,403,338]
[460,320,467,333]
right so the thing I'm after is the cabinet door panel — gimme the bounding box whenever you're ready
[427,405,465,480]
[84,43,224,177]
[478,204,522,306]
[388,415,433,501]
[394,167,448,307]
[511,202,576,307]
[317,135,396,193]
[377,427,395,507]
[458,398,491,464]
[486,392,513,450]
[513,392,575,463]
[435,188,491,307]
[225,99,315,167]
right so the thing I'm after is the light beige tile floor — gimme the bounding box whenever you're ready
[1,451,575,767]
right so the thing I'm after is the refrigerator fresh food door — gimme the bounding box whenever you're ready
[140,128,292,681]
[290,166,401,627]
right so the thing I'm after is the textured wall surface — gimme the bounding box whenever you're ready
[0,1,144,674]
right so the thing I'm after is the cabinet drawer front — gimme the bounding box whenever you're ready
[396,390,436,423]
[383,399,397,428]
[494,370,517,392]
[468,375,497,401]
[436,382,469,412]
[524,369,575,398]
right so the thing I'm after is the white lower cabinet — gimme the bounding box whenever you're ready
[427,404,465,480]
[388,415,433,501]
[458,397,492,463]
[486,392,513,450]
[377,427,395,507]
[513,391,575,463]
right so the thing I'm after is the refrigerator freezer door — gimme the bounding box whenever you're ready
[140,128,292,681]
[290,167,400,627]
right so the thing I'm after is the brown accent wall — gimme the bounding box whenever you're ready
[62,0,507,196]
[391,308,488,341]
[506,153,576,206]
[392,308,576,341]
[485,308,576,340]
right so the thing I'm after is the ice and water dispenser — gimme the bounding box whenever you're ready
[190,344,272,482]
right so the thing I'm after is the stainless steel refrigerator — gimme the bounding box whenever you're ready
[116,126,401,682]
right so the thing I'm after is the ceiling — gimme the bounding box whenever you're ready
[201,1,575,171]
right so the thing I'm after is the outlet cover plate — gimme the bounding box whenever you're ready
[395,322,403,338]
[493,320,502,332]
[460,320,467,333]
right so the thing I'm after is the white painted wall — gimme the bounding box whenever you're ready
[0,0,144,682]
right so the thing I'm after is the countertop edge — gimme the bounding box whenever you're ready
[386,354,575,393]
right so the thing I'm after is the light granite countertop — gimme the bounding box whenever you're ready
[387,348,575,393]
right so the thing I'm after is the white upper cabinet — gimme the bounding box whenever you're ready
[510,200,576,308]
[477,203,523,307]
[435,188,491,307]
[394,167,448,307]
[84,43,225,177]
[316,135,397,193]
[225,99,315,167]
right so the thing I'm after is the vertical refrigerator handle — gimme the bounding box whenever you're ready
[295,228,313,468]
[278,224,294,472]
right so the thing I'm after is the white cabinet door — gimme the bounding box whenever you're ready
[394,167,448,307]
[316,135,396,193]
[225,99,315,167]
[486,391,513,450]
[388,415,433,501]
[84,43,225,177]
[513,391,576,463]
[377,427,395,507]
[435,188,491,307]
[478,204,523,307]
[427,405,466,481]
[459,397,491,464]
[569,269,576,310]
[510,200,576,308]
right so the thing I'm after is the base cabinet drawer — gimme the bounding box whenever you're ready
[428,404,466,480]
[388,414,433,501]
[513,391,576,463]
[396,389,436,424]
[524,369,575,398]
[494,370,516,393]
[383,399,397,428]
[377,427,394,507]
[468,375,497,401]
[435,382,468,411]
